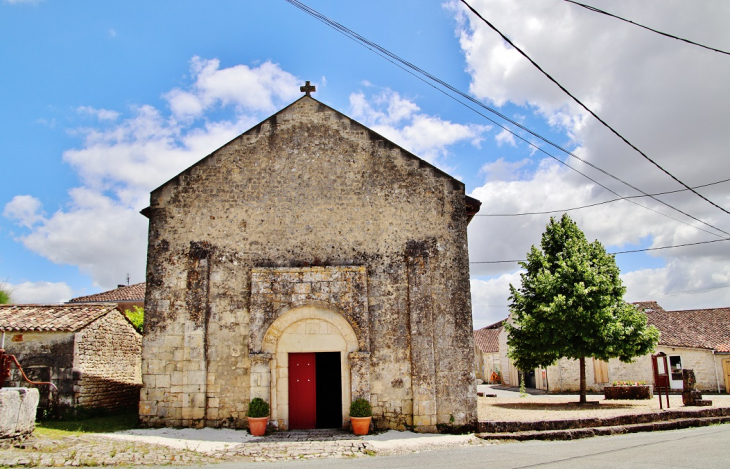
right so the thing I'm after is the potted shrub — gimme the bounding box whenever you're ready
[349,397,372,436]
[247,397,270,436]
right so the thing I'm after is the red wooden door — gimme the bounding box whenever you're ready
[288,353,316,429]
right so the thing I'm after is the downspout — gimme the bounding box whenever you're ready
[713,350,721,394]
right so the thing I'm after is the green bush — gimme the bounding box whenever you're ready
[349,398,372,418]
[125,306,144,333]
[247,398,270,418]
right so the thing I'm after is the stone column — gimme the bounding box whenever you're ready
[348,351,371,401]
[249,353,273,402]
[406,248,438,433]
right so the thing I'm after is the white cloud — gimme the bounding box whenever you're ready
[165,57,301,120]
[3,0,42,4]
[3,195,44,228]
[349,89,491,165]
[108,29,117,38]
[479,157,529,182]
[4,58,304,290]
[455,0,730,314]
[77,106,120,121]
[0,281,72,304]
[471,272,522,329]
[494,128,516,147]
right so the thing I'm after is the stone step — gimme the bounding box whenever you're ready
[478,407,730,433]
[476,415,730,441]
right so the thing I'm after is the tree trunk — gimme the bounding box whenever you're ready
[579,356,587,404]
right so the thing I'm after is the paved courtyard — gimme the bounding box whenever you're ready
[1,385,728,466]
[477,384,730,421]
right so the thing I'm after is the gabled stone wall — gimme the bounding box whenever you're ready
[140,96,477,432]
[74,311,142,411]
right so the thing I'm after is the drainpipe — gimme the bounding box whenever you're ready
[713,350,721,394]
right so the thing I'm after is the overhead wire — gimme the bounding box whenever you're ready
[461,0,730,217]
[285,0,730,238]
[564,0,730,57]
[475,178,730,217]
[469,237,730,264]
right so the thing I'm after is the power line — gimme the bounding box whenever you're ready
[565,0,730,57]
[661,284,730,297]
[286,0,730,238]
[461,0,730,217]
[475,178,730,217]
[469,237,730,264]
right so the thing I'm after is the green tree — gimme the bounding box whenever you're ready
[0,285,11,304]
[506,214,659,403]
[125,306,144,333]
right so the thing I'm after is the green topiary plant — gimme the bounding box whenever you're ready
[349,398,372,418]
[247,398,270,418]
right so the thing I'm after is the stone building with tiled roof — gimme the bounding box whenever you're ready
[0,304,142,415]
[139,91,481,432]
[496,301,730,394]
[67,283,145,313]
[473,321,502,383]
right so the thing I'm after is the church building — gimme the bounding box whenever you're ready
[139,83,481,432]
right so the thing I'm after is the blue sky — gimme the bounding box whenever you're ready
[2,0,729,327]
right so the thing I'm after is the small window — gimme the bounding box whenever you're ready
[669,356,683,380]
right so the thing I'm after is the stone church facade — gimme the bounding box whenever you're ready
[139,90,481,432]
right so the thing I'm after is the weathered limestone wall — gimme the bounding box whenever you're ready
[541,348,723,393]
[141,96,477,431]
[5,332,75,411]
[74,311,142,411]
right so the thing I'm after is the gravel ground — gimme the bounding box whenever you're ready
[478,385,730,421]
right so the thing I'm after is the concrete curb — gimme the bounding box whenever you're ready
[477,414,730,441]
[478,406,730,433]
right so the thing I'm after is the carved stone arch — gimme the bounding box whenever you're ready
[249,304,370,430]
[261,305,359,354]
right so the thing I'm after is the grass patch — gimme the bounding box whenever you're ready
[36,411,138,436]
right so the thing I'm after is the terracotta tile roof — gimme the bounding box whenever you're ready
[68,283,145,304]
[0,304,120,332]
[633,301,730,352]
[474,324,503,354]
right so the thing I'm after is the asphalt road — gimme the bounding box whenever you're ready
[199,424,730,468]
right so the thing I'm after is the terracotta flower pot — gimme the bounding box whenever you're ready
[248,416,269,436]
[350,416,372,436]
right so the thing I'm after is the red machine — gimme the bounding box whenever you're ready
[0,332,57,391]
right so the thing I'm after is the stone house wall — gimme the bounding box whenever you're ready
[4,312,142,414]
[474,347,500,383]
[74,311,143,410]
[140,96,478,432]
[5,331,76,411]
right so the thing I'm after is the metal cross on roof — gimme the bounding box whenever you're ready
[300,81,316,96]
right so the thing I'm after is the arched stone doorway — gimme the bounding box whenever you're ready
[259,305,359,430]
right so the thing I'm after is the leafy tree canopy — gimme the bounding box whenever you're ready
[0,286,11,304]
[505,214,659,400]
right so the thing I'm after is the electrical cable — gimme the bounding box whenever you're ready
[461,0,730,217]
[475,178,730,217]
[565,0,730,57]
[285,0,730,238]
[469,237,730,264]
